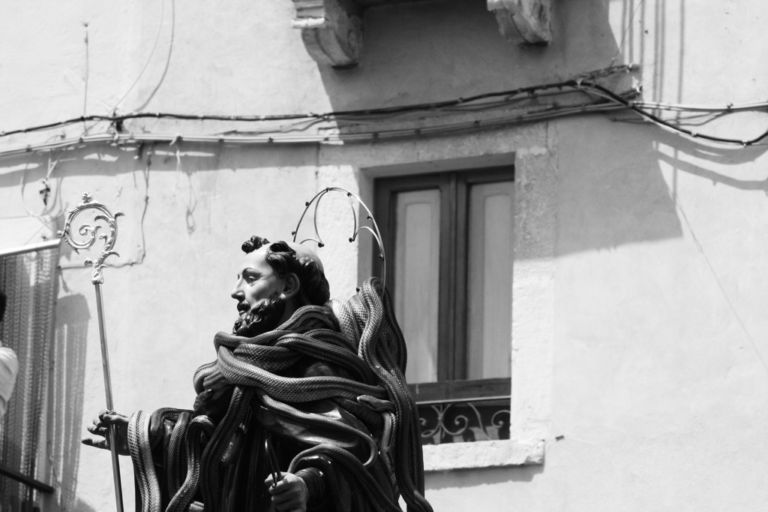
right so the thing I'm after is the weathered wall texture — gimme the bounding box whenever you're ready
[2,0,768,511]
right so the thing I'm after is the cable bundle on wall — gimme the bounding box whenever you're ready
[0,64,767,160]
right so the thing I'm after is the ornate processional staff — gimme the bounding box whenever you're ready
[59,193,124,512]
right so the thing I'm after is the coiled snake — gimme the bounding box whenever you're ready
[127,278,432,512]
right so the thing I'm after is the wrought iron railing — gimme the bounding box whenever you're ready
[417,396,510,445]
[410,378,511,445]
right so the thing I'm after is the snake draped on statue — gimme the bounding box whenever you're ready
[126,278,432,512]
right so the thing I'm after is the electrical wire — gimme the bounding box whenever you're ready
[0,98,633,160]
[82,22,90,130]
[111,0,168,112]
[2,64,768,157]
[18,158,57,236]
[133,0,176,112]
[0,65,636,138]
[609,0,645,67]
[632,100,768,113]
[578,81,768,146]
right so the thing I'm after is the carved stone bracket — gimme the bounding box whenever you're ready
[291,0,550,68]
[487,0,552,45]
[292,0,362,68]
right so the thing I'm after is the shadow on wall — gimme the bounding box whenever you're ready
[654,131,768,192]
[42,293,95,512]
[554,117,683,256]
[555,109,768,257]
[312,0,707,110]
[427,463,543,489]
[309,0,768,259]
[0,142,321,264]
[0,140,317,211]
[315,0,626,112]
[308,0,688,258]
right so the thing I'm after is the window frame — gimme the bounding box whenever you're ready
[374,166,514,402]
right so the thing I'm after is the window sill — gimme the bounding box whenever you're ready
[422,439,544,472]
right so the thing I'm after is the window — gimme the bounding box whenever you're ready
[374,167,513,444]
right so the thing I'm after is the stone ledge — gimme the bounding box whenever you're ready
[423,439,545,472]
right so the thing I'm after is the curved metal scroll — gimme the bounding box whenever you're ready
[59,193,124,284]
[418,399,510,444]
[58,192,125,512]
[291,187,387,282]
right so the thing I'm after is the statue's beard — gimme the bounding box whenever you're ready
[232,297,286,337]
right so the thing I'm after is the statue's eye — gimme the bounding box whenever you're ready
[243,270,260,283]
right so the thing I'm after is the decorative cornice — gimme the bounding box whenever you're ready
[292,0,363,68]
[487,0,552,44]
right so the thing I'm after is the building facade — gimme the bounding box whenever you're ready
[1,1,768,511]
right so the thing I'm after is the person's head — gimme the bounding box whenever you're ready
[230,236,329,336]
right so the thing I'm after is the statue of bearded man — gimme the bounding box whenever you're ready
[85,236,432,512]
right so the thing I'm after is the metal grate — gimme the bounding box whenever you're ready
[409,378,511,445]
[417,396,510,445]
[0,240,60,511]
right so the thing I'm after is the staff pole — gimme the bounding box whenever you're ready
[60,193,124,512]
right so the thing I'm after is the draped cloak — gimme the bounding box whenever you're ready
[127,278,432,512]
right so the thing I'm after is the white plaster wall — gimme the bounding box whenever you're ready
[1,0,767,511]
[547,116,768,511]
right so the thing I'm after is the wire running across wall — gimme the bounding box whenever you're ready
[0,241,60,511]
[1,64,767,159]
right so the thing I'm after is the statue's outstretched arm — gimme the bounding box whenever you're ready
[82,410,130,455]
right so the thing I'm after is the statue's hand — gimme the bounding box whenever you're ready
[265,472,308,512]
[81,410,130,456]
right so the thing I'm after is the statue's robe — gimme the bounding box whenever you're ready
[127,279,432,512]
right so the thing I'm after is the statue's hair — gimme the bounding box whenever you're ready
[241,236,270,254]
[241,236,330,306]
[0,291,5,323]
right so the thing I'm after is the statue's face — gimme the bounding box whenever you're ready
[230,247,286,335]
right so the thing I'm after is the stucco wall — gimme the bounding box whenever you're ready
[2,0,768,511]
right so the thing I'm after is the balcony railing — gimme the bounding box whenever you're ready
[409,378,511,445]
